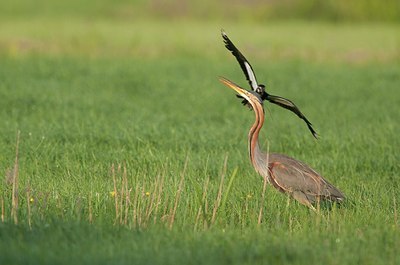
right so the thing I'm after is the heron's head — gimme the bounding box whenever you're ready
[219,77,263,110]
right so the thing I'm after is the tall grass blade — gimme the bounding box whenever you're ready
[11,130,20,225]
[211,155,228,225]
[220,167,238,214]
[112,164,119,224]
[169,157,188,229]
[195,175,210,231]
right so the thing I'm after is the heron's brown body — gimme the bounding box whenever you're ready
[220,77,345,208]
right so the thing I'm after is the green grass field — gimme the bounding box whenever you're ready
[0,12,399,265]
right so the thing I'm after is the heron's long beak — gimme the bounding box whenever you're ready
[219,77,248,97]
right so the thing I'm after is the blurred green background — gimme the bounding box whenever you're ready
[1,0,400,22]
[1,0,399,63]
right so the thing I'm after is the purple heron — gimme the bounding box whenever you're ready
[221,30,317,138]
[219,77,345,209]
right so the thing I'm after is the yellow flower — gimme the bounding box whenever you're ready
[29,197,34,203]
[110,191,116,197]
[145,191,150,197]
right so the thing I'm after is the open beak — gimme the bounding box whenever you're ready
[219,77,248,98]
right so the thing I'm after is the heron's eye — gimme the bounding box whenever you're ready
[256,88,262,93]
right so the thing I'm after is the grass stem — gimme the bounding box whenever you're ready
[11,130,20,225]
[169,157,188,229]
[211,155,228,226]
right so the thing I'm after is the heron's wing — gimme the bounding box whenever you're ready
[268,154,345,203]
[266,95,318,138]
[221,30,259,91]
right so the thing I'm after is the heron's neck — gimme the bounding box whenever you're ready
[248,104,265,167]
